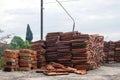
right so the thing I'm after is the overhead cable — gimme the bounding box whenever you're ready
[44,0,80,4]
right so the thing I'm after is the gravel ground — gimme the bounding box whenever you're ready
[0,63,120,80]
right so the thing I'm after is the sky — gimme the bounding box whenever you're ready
[0,0,120,42]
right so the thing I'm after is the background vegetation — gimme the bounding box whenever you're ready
[0,24,33,69]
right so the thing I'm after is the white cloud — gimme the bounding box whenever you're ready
[102,32,120,41]
[0,0,120,41]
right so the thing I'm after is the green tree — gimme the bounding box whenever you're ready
[11,36,24,49]
[23,40,30,49]
[26,24,33,43]
[10,36,30,49]
[0,29,12,69]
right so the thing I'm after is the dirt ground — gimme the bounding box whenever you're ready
[0,63,120,80]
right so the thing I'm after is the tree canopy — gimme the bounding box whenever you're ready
[10,36,30,49]
[26,24,33,43]
[11,36,24,49]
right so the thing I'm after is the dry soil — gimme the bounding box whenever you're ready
[0,63,120,80]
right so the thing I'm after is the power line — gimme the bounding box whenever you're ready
[44,0,80,4]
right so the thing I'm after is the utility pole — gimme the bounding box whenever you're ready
[56,0,75,32]
[41,0,43,40]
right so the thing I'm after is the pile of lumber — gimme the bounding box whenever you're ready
[27,31,105,73]
[89,35,104,69]
[19,49,37,71]
[104,41,109,63]
[71,40,89,70]
[36,62,87,76]
[46,32,62,62]
[44,31,104,70]
[57,41,72,67]
[60,31,80,41]
[115,41,120,62]
[2,50,19,72]
[72,34,104,70]
[104,41,115,64]
[30,40,46,68]
[31,51,37,69]
[104,41,120,63]
[55,31,81,67]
